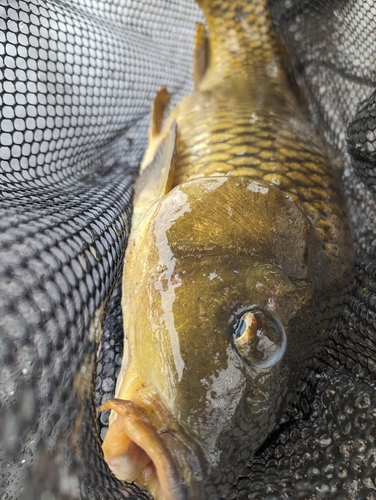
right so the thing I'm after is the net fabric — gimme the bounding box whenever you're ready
[0,0,200,183]
[1,0,376,499]
[347,93,376,193]
[224,368,376,500]
[0,1,200,498]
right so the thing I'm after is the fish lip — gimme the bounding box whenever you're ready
[98,398,192,500]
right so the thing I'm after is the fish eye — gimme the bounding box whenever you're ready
[233,308,286,368]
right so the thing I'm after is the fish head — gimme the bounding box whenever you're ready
[101,177,327,499]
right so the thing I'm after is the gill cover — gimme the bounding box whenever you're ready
[139,176,322,280]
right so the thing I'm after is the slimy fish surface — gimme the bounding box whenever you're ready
[98,0,354,498]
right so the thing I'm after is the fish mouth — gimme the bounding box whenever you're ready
[98,398,188,500]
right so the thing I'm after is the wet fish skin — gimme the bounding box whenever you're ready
[100,0,354,499]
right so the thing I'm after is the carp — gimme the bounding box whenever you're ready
[98,0,354,498]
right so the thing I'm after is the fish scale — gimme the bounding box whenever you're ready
[172,101,347,241]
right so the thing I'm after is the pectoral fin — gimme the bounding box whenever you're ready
[193,22,210,89]
[132,122,177,230]
[149,86,171,142]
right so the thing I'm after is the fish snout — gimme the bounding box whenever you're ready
[98,397,195,500]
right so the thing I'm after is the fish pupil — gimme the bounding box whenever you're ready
[234,318,247,339]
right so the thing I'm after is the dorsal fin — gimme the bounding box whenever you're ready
[149,86,170,142]
[132,121,177,230]
[193,22,210,89]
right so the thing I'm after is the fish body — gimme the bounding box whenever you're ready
[99,0,354,499]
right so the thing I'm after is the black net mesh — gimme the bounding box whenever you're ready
[1,1,376,499]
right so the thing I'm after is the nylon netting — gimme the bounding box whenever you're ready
[1,1,376,499]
